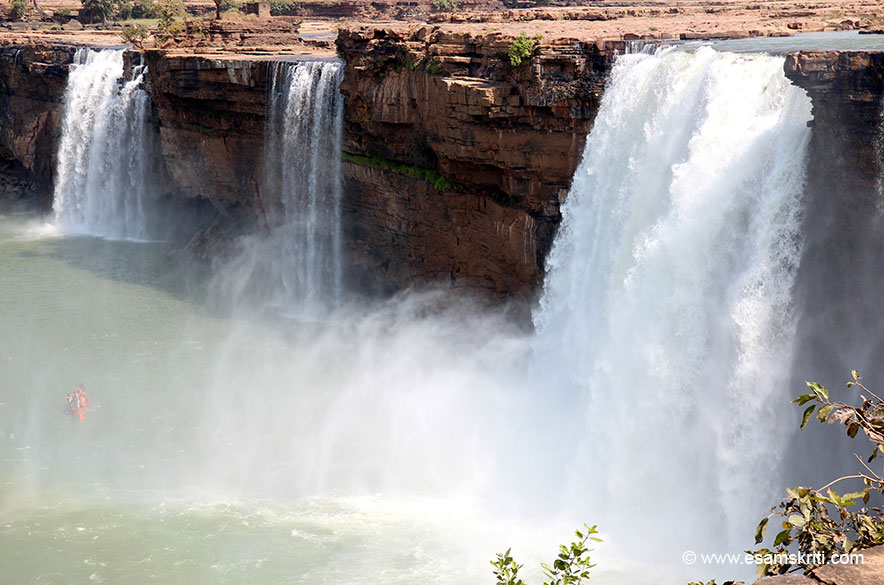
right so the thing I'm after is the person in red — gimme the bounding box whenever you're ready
[70,385,90,420]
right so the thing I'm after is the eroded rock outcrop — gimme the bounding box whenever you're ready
[784,51,884,405]
[337,26,618,300]
[0,43,74,201]
[785,51,884,200]
[0,33,621,302]
[139,30,618,302]
[343,161,545,300]
[143,52,270,218]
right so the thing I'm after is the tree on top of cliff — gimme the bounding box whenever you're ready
[79,0,115,23]
[154,0,185,39]
[431,0,460,12]
[212,0,239,18]
[10,0,27,20]
[120,23,149,48]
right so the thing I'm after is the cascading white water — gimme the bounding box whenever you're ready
[534,46,813,555]
[52,48,153,240]
[262,59,344,314]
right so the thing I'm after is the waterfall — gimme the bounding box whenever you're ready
[52,48,153,240]
[534,47,813,553]
[263,59,344,315]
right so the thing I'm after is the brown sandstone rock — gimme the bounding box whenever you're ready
[753,576,816,584]
[144,52,269,217]
[752,545,884,584]
[343,161,546,302]
[0,43,75,202]
[784,50,884,428]
[336,25,617,299]
[813,545,884,583]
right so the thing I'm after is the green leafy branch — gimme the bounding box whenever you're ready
[507,33,543,67]
[749,371,884,577]
[492,524,602,585]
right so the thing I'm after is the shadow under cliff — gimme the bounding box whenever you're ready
[783,57,884,492]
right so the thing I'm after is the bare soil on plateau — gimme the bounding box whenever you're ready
[1,0,883,55]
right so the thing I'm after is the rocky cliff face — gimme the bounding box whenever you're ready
[143,52,270,219]
[0,44,75,202]
[0,26,624,305]
[337,26,619,300]
[343,161,543,300]
[784,52,884,406]
[140,31,619,302]
[3,38,884,313]
[785,51,884,212]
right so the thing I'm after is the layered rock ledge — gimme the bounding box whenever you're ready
[2,25,884,306]
[125,30,620,302]
[784,50,884,407]
[0,43,75,201]
[337,25,618,300]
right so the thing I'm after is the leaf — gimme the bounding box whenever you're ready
[787,514,806,527]
[801,405,816,429]
[818,404,835,423]
[755,517,769,544]
[774,528,792,546]
[827,488,845,507]
[852,369,860,381]
[756,563,770,579]
[842,489,868,505]
[807,381,829,400]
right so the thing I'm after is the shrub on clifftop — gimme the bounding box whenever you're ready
[431,0,461,12]
[131,0,156,18]
[79,0,115,22]
[507,33,542,67]
[154,0,184,39]
[120,23,149,47]
[11,0,27,20]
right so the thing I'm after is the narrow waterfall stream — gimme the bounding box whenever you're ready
[263,59,344,314]
[52,48,154,240]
